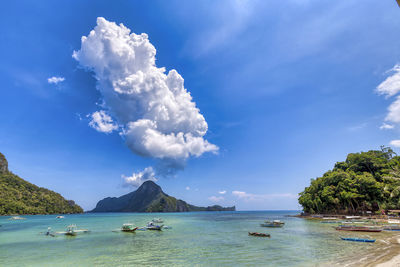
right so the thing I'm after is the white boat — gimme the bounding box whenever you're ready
[56,216,65,219]
[8,216,26,220]
[152,218,163,223]
[146,221,163,230]
[56,224,90,236]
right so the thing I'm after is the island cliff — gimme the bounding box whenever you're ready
[91,180,235,212]
[0,152,83,215]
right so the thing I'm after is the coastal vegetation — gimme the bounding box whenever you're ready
[299,146,400,214]
[0,153,83,215]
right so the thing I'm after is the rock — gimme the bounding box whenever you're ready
[0,153,8,174]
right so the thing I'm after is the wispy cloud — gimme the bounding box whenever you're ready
[380,123,394,130]
[218,190,226,194]
[186,186,190,191]
[208,196,224,202]
[390,140,400,148]
[47,76,65,84]
[232,191,297,202]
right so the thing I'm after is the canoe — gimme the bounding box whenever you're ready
[335,226,382,232]
[341,237,375,243]
[249,232,270,237]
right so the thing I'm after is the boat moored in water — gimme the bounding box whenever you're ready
[121,223,138,232]
[146,222,163,230]
[261,220,285,228]
[249,232,270,237]
[56,224,90,236]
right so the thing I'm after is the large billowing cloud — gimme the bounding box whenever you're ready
[73,17,218,184]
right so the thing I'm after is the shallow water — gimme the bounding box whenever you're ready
[0,211,380,266]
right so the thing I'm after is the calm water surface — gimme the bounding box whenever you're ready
[0,211,378,266]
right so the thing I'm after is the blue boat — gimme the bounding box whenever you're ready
[340,237,375,243]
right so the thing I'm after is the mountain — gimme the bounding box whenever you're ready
[0,152,83,215]
[91,181,235,212]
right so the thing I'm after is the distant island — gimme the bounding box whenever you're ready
[91,180,235,212]
[299,146,400,215]
[0,152,83,215]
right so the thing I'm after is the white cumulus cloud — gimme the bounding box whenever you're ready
[73,17,218,174]
[390,140,400,148]
[123,167,157,187]
[186,186,190,190]
[47,76,65,84]
[376,65,400,98]
[218,190,226,194]
[88,110,118,133]
[208,196,224,202]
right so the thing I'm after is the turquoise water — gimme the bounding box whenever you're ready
[0,211,379,266]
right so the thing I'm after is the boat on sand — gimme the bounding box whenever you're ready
[335,226,382,232]
[341,237,375,243]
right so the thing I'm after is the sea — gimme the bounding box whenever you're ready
[0,211,381,266]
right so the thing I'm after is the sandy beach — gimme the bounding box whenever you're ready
[336,234,400,267]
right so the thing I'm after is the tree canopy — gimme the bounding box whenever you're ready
[298,147,400,214]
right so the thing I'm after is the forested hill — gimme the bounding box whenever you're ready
[0,153,83,215]
[299,147,400,215]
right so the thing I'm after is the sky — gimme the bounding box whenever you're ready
[1,0,400,211]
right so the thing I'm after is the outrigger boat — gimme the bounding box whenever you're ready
[335,225,382,232]
[249,232,270,237]
[260,220,285,228]
[383,225,400,231]
[56,224,90,236]
[56,216,65,219]
[8,216,26,220]
[121,223,138,233]
[146,222,163,230]
[341,237,375,243]
[152,218,163,223]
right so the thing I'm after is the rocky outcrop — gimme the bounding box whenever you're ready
[91,181,236,213]
[0,153,8,174]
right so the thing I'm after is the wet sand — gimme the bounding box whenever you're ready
[335,233,400,267]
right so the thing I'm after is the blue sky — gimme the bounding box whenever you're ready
[1,0,400,211]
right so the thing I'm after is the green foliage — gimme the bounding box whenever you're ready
[299,147,400,214]
[0,171,83,215]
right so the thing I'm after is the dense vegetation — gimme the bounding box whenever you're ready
[299,147,400,214]
[0,153,83,215]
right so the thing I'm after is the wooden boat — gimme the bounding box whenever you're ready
[249,232,270,237]
[341,237,375,243]
[261,220,285,228]
[335,226,382,232]
[121,223,138,232]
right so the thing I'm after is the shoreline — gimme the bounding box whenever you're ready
[297,214,400,267]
